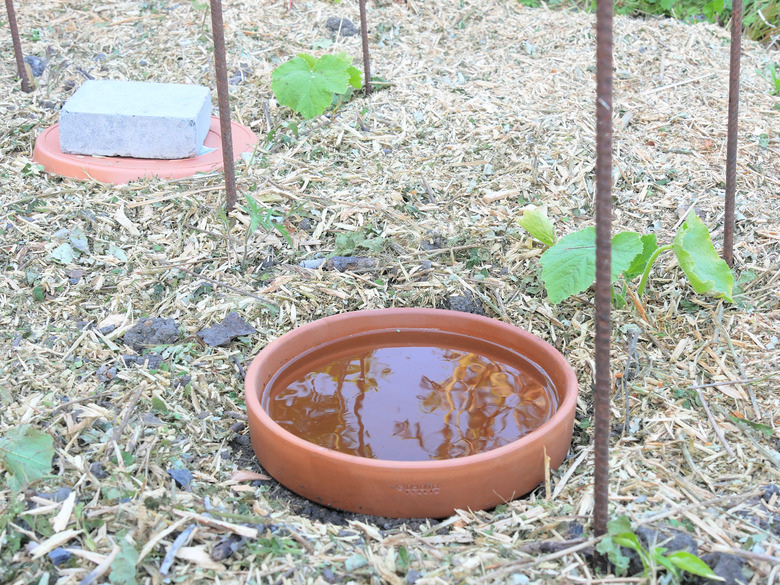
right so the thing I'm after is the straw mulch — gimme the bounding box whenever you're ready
[1,0,779,583]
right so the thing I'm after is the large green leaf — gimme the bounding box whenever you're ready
[272,52,359,119]
[346,66,362,89]
[623,233,658,280]
[611,232,645,278]
[672,213,733,302]
[539,228,643,303]
[0,425,54,491]
[517,207,556,247]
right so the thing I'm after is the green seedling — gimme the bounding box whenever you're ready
[331,229,386,257]
[272,52,362,119]
[597,516,720,582]
[242,194,293,267]
[517,207,733,304]
[760,63,780,96]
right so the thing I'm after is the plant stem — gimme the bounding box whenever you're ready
[637,244,673,296]
[242,226,250,269]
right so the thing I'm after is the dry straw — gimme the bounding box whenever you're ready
[0,0,778,583]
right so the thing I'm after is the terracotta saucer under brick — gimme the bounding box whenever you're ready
[33,116,256,184]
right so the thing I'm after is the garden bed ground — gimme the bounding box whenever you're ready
[1,0,779,583]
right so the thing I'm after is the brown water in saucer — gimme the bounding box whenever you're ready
[265,339,559,461]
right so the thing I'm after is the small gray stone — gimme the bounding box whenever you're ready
[90,462,108,479]
[326,256,377,272]
[445,294,485,316]
[142,413,165,426]
[123,318,179,351]
[24,55,46,77]
[229,63,252,85]
[626,526,697,575]
[197,312,256,347]
[420,231,444,250]
[96,364,117,383]
[48,547,71,565]
[174,375,192,388]
[167,468,193,490]
[326,17,359,37]
[211,533,245,561]
[300,258,325,269]
[37,487,73,502]
[696,552,747,585]
[122,353,163,370]
[637,525,697,555]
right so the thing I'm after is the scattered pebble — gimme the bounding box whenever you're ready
[197,312,256,347]
[326,17,359,37]
[96,364,117,383]
[300,256,378,272]
[420,231,444,250]
[233,435,251,446]
[445,293,485,316]
[122,353,163,370]
[37,487,73,502]
[229,63,252,85]
[210,533,245,561]
[48,547,71,566]
[24,55,46,77]
[695,552,747,585]
[320,567,340,583]
[123,317,179,351]
[141,413,165,427]
[66,268,86,284]
[167,468,193,490]
[625,525,697,575]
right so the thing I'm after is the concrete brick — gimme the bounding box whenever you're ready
[59,80,212,159]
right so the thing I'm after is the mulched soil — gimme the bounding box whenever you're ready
[1,0,778,583]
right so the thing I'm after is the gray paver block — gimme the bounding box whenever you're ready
[59,80,212,159]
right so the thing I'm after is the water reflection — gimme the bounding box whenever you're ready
[268,346,558,461]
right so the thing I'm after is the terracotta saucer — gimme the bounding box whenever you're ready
[245,308,579,519]
[32,116,257,184]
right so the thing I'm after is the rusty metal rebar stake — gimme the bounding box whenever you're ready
[5,0,33,93]
[359,0,372,96]
[593,0,614,540]
[723,0,742,267]
[209,0,237,212]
